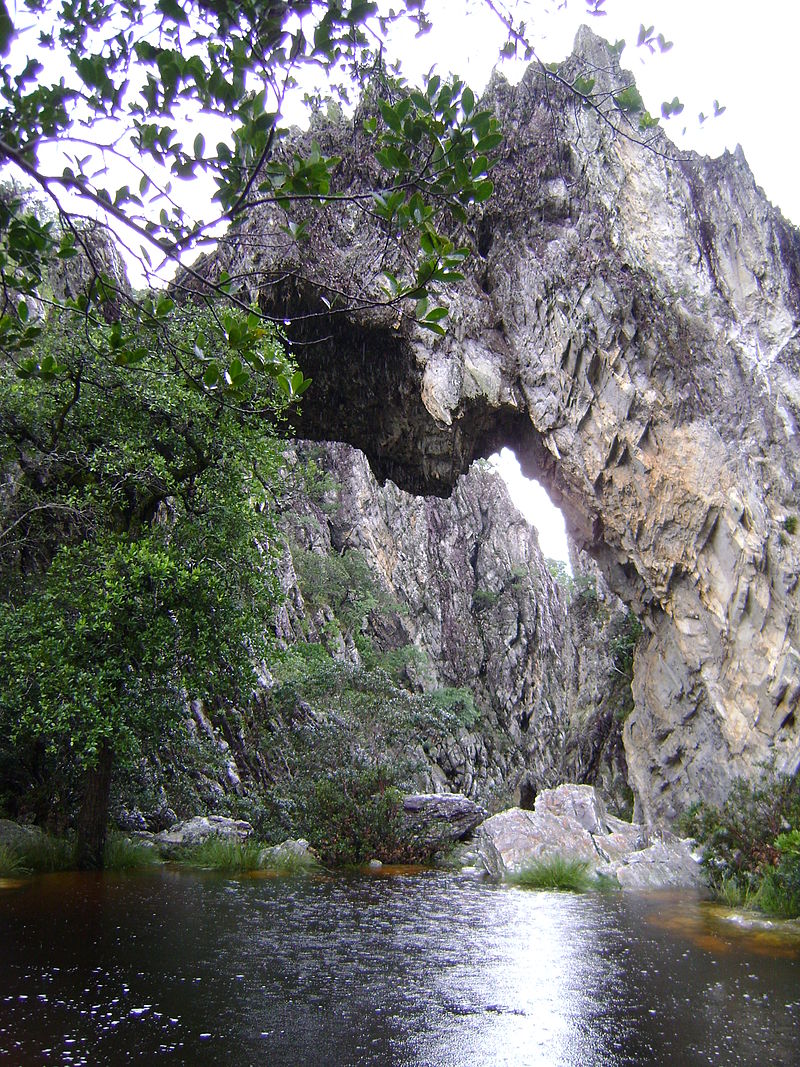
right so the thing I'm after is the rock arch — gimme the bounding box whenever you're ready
[201,29,800,823]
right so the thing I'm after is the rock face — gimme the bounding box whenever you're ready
[195,28,800,823]
[477,785,703,889]
[284,441,633,811]
[111,442,631,833]
[401,793,486,849]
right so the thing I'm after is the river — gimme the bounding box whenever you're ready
[1,867,798,1065]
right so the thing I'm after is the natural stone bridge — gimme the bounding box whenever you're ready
[198,29,800,824]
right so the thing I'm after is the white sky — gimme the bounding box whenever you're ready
[396,0,800,562]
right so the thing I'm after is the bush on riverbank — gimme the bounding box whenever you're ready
[293,766,428,867]
[677,772,800,918]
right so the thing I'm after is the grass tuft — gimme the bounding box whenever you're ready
[11,834,75,872]
[0,843,28,876]
[506,856,594,892]
[176,836,265,871]
[258,850,320,875]
[103,833,161,871]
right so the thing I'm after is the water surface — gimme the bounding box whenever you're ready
[1,868,798,1065]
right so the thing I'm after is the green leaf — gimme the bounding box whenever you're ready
[203,362,220,387]
[472,180,494,204]
[419,320,446,336]
[614,86,644,114]
[474,132,503,155]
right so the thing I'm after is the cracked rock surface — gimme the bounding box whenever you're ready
[194,28,800,822]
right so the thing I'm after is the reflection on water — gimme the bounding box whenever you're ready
[647,896,800,959]
[1,869,798,1065]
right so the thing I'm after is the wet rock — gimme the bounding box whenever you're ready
[402,793,486,849]
[477,806,599,879]
[154,815,253,856]
[0,819,43,849]
[613,836,704,890]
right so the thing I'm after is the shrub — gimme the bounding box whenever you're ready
[294,766,425,867]
[758,831,800,918]
[608,612,643,676]
[783,515,798,535]
[506,856,593,892]
[678,771,800,918]
[546,559,574,594]
[472,588,500,610]
[427,687,481,730]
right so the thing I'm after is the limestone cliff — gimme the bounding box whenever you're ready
[190,28,800,823]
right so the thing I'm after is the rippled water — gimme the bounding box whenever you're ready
[1,868,798,1065]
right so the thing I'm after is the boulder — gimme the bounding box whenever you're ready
[154,815,252,856]
[533,783,608,834]
[257,838,319,871]
[476,785,704,891]
[0,819,43,849]
[401,793,486,850]
[477,806,600,879]
[613,836,704,890]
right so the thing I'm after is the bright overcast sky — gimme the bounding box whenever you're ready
[396,0,800,562]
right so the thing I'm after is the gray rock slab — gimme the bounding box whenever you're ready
[534,783,608,835]
[614,838,704,890]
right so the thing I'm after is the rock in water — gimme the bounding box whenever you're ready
[258,838,319,871]
[402,793,486,850]
[477,785,703,889]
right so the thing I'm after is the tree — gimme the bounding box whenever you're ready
[0,302,289,866]
[0,0,510,365]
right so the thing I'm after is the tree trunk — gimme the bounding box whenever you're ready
[75,740,114,870]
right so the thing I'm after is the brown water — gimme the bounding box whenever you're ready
[1,868,798,1065]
